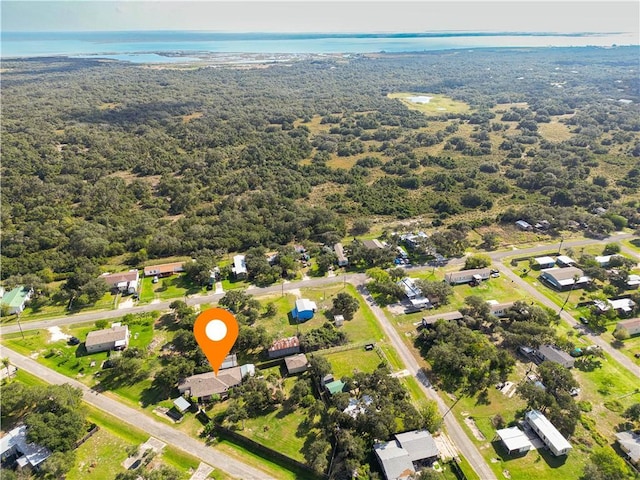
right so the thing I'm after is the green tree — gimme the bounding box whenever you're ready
[464,254,491,270]
[414,280,453,305]
[580,447,633,480]
[40,451,76,479]
[95,319,108,329]
[332,292,359,320]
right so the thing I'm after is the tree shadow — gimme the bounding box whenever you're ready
[475,389,491,406]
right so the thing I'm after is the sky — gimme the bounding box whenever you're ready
[2,1,639,36]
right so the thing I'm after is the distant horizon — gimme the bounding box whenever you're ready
[3,30,630,36]
[3,1,638,38]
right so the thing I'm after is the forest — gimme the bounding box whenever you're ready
[2,46,639,287]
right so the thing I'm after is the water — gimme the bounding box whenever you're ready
[2,30,637,62]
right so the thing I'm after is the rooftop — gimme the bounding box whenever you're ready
[0,286,31,308]
[284,353,308,371]
[374,440,415,480]
[0,425,51,468]
[295,298,317,312]
[85,325,128,348]
[143,262,185,276]
[496,427,532,452]
[616,431,640,463]
[269,336,300,352]
[616,317,640,330]
[100,270,139,285]
[534,256,555,265]
[525,410,571,453]
[394,430,439,462]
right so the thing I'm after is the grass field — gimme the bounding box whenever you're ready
[323,347,386,378]
[387,92,471,115]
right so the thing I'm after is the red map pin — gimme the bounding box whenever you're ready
[193,307,239,375]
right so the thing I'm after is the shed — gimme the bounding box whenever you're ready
[173,396,191,413]
[445,268,491,285]
[325,380,346,395]
[496,427,532,455]
[333,314,344,327]
[534,256,556,269]
[291,299,317,322]
[362,239,384,250]
[515,220,532,231]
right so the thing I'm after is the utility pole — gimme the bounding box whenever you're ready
[557,237,564,255]
[16,312,25,340]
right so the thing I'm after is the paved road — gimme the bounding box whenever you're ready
[353,281,498,480]
[493,261,640,378]
[1,346,275,480]
[3,234,632,336]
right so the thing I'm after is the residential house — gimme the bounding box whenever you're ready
[539,267,590,291]
[178,364,255,402]
[398,277,432,310]
[399,232,428,249]
[374,430,440,480]
[594,298,636,316]
[231,255,247,279]
[615,317,640,336]
[0,286,33,315]
[627,274,640,289]
[0,425,51,470]
[556,256,576,268]
[85,325,129,354]
[445,268,491,285]
[525,410,572,456]
[487,300,514,318]
[143,262,185,278]
[334,243,349,267]
[291,299,317,322]
[515,220,532,231]
[362,239,385,250]
[535,345,575,368]
[533,256,556,269]
[268,336,300,359]
[100,270,139,295]
[615,431,640,467]
[595,255,620,267]
[284,353,309,375]
[495,427,533,455]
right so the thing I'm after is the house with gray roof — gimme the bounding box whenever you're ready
[334,243,349,267]
[615,317,640,336]
[85,325,129,354]
[615,431,640,466]
[535,345,575,368]
[178,364,255,402]
[374,430,439,480]
[539,267,590,291]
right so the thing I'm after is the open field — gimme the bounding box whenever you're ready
[387,92,471,114]
[323,347,386,378]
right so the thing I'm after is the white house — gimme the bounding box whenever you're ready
[533,256,555,269]
[334,243,349,267]
[0,425,51,470]
[0,286,33,315]
[525,410,572,456]
[231,255,247,279]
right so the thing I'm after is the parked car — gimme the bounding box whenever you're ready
[68,336,80,346]
[579,316,589,324]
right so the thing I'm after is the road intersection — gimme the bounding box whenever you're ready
[1,232,637,479]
